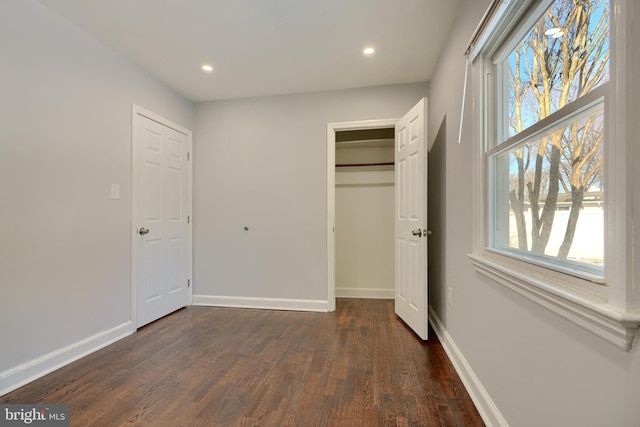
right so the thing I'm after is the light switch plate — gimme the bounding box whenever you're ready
[110,184,120,200]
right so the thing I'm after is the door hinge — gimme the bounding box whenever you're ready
[187,152,190,161]
[187,215,190,224]
[187,279,191,288]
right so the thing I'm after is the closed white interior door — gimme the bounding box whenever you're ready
[395,98,428,340]
[134,112,190,328]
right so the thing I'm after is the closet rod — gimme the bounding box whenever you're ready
[335,162,394,168]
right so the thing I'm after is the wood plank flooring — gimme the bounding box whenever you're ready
[2,299,484,426]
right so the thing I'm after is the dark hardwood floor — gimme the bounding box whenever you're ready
[2,299,484,426]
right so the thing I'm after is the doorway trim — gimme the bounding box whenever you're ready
[326,118,399,312]
[131,104,193,327]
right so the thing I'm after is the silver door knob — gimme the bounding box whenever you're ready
[138,227,150,236]
[412,229,423,237]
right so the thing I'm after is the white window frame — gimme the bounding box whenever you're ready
[467,0,640,350]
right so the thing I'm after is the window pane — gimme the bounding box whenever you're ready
[493,105,604,274]
[505,0,609,139]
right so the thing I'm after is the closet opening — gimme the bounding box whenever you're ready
[335,127,395,300]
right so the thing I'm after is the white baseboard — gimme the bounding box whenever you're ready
[336,287,394,299]
[0,321,134,397]
[192,295,329,312]
[428,307,509,427]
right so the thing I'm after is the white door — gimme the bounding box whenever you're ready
[395,98,428,340]
[134,112,190,328]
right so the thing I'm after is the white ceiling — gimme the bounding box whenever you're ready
[37,0,460,102]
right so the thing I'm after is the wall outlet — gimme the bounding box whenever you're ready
[110,183,120,200]
[447,287,453,307]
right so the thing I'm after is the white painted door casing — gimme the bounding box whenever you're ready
[133,107,192,328]
[395,98,429,340]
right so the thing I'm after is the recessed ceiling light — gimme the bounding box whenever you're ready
[544,28,562,36]
[363,47,375,56]
[201,64,214,72]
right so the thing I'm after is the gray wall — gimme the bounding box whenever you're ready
[193,83,427,303]
[0,0,193,375]
[428,0,640,425]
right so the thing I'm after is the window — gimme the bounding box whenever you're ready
[468,0,639,350]
[490,0,608,281]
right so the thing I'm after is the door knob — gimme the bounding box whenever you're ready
[412,229,423,237]
[138,227,150,236]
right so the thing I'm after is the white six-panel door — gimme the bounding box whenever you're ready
[134,111,190,328]
[395,98,428,340]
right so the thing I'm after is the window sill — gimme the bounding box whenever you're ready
[468,253,640,351]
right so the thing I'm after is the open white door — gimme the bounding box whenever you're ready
[395,98,428,340]
[133,110,191,328]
